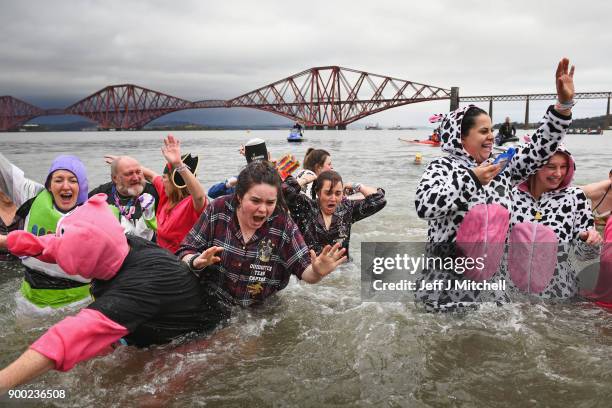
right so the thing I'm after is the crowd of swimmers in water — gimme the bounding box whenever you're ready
[0,57,610,391]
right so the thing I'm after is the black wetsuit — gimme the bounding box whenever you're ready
[89,236,230,347]
[498,122,517,144]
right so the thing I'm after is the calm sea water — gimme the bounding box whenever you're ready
[0,128,611,407]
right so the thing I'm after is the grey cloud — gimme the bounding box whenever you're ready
[1,0,611,124]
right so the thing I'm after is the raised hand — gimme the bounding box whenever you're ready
[343,185,355,196]
[556,58,575,103]
[310,243,347,278]
[343,182,362,196]
[104,155,118,165]
[162,135,182,167]
[192,246,223,270]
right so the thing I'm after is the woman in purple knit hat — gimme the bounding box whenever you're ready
[0,153,91,313]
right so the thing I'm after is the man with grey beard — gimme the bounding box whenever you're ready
[89,156,159,240]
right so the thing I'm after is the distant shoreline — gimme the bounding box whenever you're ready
[6,113,610,133]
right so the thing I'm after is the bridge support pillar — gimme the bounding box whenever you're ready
[450,87,460,111]
[604,94,611,129]
[336,124,346,130]
[524,97,530,130]
[488,98,493,118]
[315,125,325,130]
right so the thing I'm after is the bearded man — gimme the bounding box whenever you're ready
[89,156,159,240]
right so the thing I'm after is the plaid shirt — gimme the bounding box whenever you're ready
[176,195,311,307]
[283,176,386,256]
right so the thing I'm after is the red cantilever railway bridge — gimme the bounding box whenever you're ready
[1,66,610,131]
[0,66,453,131]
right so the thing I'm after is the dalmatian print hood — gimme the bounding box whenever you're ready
[503,144,599,299]
[439,104,483,167]
[516,144,576,194]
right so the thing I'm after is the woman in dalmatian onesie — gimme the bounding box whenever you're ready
[414,58,575,311]
[503,146,602,299]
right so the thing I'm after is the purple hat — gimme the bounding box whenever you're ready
[45,155,89,205]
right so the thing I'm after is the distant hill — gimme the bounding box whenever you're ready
[8,107,295,131]
[16,121,95,132]
[10,120,294,132]
[568,115,609,130]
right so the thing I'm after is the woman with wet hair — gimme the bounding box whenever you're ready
[283,170,386,257]
[414,58,576,311]
[177,161,347,307]
[295,148,334,198]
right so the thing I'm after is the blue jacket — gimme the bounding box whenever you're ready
[207,179,236,199]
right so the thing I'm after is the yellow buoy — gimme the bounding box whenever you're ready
[414,153,423,164]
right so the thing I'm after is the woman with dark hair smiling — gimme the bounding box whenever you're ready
[282,170,386,257]
[176,161,346,307]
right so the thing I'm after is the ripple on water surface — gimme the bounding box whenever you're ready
[1,130,611,406]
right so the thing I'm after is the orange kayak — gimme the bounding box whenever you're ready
[399,138,441,147]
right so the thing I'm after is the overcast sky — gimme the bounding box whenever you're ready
[2,0,611,126]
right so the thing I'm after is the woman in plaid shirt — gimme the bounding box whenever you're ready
[177,161,347,307]
[282,170,386,257]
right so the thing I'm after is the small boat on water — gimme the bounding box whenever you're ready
[495,136,519,147]
[287,129,304,142]
[566,128,603,135]
[399,137,440,147]
[365,123,382,130]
